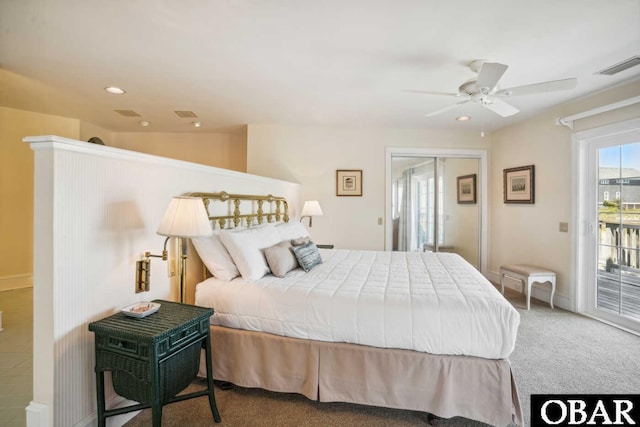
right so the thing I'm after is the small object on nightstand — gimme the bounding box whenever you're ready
[121,301,161,318]
[316,244,334,249]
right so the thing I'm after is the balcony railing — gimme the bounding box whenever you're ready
[598,221,640,319]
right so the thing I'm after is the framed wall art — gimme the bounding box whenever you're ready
[504,165,535,204]
[336,170,363,196]
[457,174,477,204]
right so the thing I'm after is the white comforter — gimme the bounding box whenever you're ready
[195,249,520,359]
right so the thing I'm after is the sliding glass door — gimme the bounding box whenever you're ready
[596,142,640,321]
[576,118,640,333]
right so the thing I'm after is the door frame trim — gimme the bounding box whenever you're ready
[385,147,488,276]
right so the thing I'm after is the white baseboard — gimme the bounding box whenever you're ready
[0,273,33,291]
[26,401,50,427]
[26,396,139,427]
[73,396,139,427]
[486,270,573,312]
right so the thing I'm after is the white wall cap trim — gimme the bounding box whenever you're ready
[23,135,300,187]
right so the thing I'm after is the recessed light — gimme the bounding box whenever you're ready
[456,116,471,121]
[104,86,126,95]
[192,122,202,128]
[139,121,150,127]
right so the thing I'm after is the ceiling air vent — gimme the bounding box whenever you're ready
[596,56,640,76]
[174,110,198,118]
[114,109,141,117]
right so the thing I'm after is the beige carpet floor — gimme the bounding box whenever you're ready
[124,288,640,427]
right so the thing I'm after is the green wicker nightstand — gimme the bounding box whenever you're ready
[88,300,221,427]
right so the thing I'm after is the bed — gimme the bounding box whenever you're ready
[183,192,522,426]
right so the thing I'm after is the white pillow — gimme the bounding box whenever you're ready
[276,221,310,241]
[219,224,282,281]
[191,232,239,282]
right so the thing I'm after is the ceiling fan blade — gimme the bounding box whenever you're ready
[425,99,470,117]
[404,89,460,97]
[496,78,578,96]
[484,98,519,117]
[476,62,508,93]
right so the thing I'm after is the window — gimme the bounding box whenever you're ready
[604,191,609,201]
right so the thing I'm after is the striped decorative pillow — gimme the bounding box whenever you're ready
[291,241,322,272]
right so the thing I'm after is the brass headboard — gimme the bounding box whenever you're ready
[184,191,289,229]
[181,191,290,304]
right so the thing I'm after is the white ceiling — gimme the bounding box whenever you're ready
[1,0,639,134]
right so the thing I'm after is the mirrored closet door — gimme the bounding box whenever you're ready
[390,154,480,269]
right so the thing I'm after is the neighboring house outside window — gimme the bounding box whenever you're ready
[598,167,640,208]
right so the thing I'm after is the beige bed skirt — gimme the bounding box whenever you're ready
[199,325,522,426]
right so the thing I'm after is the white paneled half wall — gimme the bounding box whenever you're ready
[25,135,300,427]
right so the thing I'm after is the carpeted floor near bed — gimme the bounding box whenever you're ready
[124,288,640,427]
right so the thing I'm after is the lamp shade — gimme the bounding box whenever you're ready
[157,196,212,237]
[301,200,323,217]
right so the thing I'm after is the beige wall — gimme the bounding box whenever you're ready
[78,122,249,172]
[110,130,248,172]
[79,120,113,144]
[247,125,489,250]
[0,107,248,291]
[443,158,480,267]
[490,79,640,302]
[0,107,79,289]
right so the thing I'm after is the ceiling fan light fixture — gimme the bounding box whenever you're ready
[456,116,471,121]
[104,86,126,95]
[415,60,576,120]
[192,121,202,128]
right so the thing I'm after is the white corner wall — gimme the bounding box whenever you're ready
[26,135,299,427]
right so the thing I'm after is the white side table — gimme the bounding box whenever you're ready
[500,264,556,310]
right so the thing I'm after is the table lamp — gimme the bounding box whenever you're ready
[300,200,323,227]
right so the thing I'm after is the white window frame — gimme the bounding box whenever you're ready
[573,117,640,334]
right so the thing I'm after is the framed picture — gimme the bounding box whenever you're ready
[457,174,477,204]
[504,165,535,204]
[336,170,363,196]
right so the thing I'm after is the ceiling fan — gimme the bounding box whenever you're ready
[411,60,578,118]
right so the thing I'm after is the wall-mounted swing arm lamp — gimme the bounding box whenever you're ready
[135,237,170,294]
[300,200,323,227]
[136,196,212,302]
